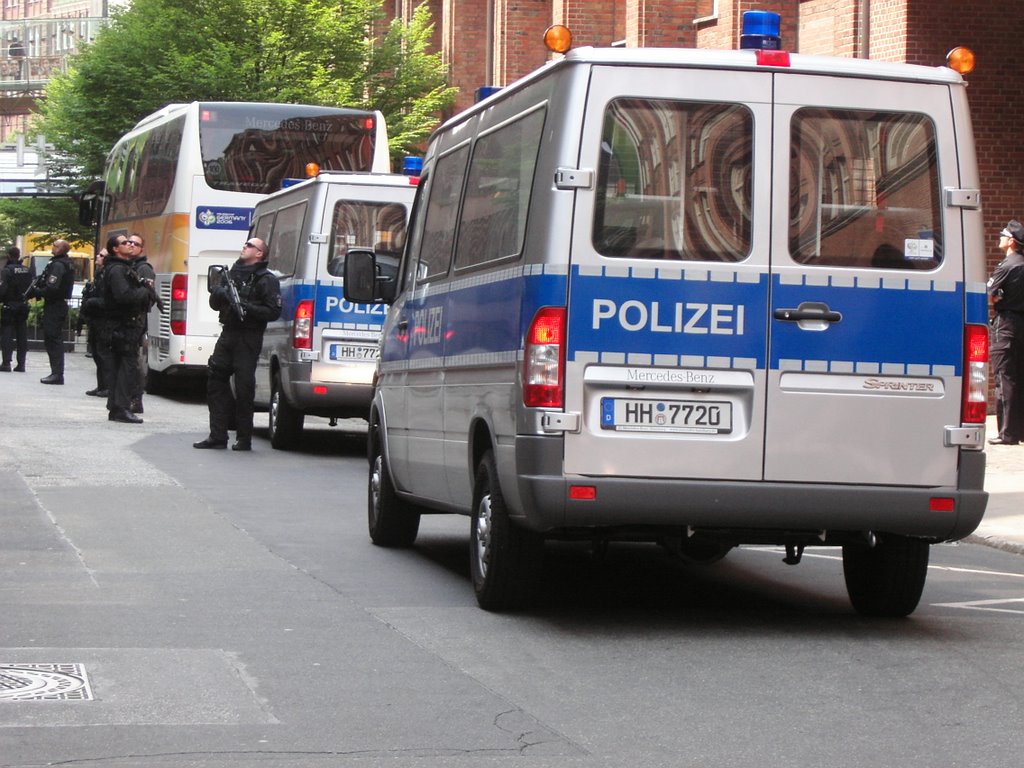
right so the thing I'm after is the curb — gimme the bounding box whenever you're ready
[965,533,1024,557]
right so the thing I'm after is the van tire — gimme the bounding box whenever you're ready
[470,450,543,611]
[368,440,420,547]
[269,374,304,450]
[842,535,929,617]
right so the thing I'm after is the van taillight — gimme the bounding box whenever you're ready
[523,307,566,408]
[962,324,988,424]
[170,274,187,335]
[292,299,313,350]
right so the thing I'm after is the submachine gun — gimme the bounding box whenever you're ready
[125,266,166,313]
[22,273,46,301]
[208,265,246,322]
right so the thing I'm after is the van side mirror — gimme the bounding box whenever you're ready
[207,264,227,292]
[343,248,398,304]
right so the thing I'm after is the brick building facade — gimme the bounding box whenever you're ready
[390,0,1023,278]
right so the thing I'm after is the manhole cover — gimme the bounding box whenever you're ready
[0,664,93,701]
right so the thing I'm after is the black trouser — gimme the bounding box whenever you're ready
[86,323,107,389]
[99,318,144,413]
[42,300,68,376]
[206,326,262,442]
[1,302,28,368]
[991,312,1024,441]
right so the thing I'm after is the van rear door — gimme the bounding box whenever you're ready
[764,74,966,486]
[563,63,969,489]
[563,66,773,481]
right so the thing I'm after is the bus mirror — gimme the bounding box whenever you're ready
[343,248,396,304]
[77,180,106,227]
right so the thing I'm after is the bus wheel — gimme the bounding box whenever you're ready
[469,450,543,611]
[842,534,929,617]
[367,431,420,547]
[269,373,304,450]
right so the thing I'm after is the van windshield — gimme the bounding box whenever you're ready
[594,98,753,262]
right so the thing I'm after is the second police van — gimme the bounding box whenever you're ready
[250,171,417,448]
[344,15,990,615]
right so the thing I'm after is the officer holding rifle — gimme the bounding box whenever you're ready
[194,237,281,451]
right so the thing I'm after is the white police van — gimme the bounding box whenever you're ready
[250,172,417,449]
[344,16,989,615]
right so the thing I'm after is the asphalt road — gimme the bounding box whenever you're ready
[2,352,1023,768]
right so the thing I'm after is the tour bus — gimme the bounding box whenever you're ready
[79,101,390,389]
[344,15,989,616]
[249,172,417,449]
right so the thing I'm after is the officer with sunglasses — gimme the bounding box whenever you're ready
[194,237,281,451]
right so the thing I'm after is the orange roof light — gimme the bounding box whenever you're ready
[544,25,572,54]
[946,47,976,75]
[305,162,320,178]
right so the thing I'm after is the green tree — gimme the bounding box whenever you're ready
[34,0,456,187]
[0,198,92,248]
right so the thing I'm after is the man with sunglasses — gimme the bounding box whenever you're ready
[100,235,151,424]
[124,234,154,414]
[194,237,281,451]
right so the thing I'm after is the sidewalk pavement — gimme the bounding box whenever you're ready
[969,415,1024,555]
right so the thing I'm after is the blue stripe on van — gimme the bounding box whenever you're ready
[769,276,964,376]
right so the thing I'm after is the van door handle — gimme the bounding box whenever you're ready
[773,302,842,324]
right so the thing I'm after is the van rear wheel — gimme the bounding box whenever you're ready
[269,373,304,450]
[469,450,543,611]
[368,438,420,547]
[842,535,929,617]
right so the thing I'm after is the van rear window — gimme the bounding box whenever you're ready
[594,99,753,262]
[789,109,941,270]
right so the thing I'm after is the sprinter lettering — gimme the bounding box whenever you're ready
[592,299,745,335]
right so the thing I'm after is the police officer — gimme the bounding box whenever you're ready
[80,249,109,396]
[125,233,155,414]
[193,237,281,451]
[99,235,150,424]
[0,245,31,372]
[26,239,75,384]
[988,219,1024,445]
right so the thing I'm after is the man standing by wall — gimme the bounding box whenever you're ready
[988,219,1024,445]
[27,239,75,385]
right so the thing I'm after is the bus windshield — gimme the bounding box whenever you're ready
[198,103,379,194]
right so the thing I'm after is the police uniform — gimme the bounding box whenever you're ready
[129,253,157,412]
[99,254,150,422]
[0,254,32,371]
[201,258,282,450]
[31,251,76,383]
[988,220,1024,444]
[80,263,109,394]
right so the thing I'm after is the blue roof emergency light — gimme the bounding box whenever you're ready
[402,156,423,177]
[475,86,502,102]
[740,10,781,50]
